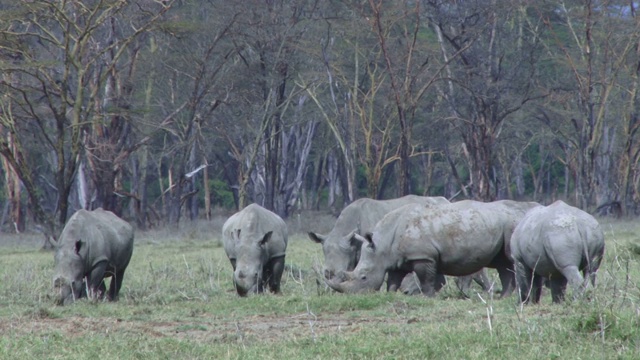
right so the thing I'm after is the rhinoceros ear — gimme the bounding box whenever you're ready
[363,232,375,249]
[74,239,83,254]
[308,232,325,244]
[260,231,273,246]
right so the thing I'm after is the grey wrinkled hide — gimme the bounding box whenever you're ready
[222,204,288,297]
[510,200,605,304]
[308,196,456,288]
[53,208,134,305]
[327,200,540,297]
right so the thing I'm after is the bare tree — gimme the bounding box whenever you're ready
[429,0,546,201]
[144,4,237,226]
[217,0,325,217]
[0,0,173,245]
[539,1,640,210]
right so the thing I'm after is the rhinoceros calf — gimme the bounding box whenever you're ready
[326,200,539,297]
[53,208,134,305]
[510,200,605,304]
[222,204,288,296]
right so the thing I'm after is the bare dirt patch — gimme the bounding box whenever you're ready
[0,312,411,344]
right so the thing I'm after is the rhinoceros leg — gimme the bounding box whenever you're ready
[474,269,491,292]
[107,268,127,301]
[400,272,445,295]
[488,251,516,297]
[79,261,107,299]
[86,261,108,300]
[515,261,535,304]
[387,270,409,292]
[455,275,472,295]
[530,274,545,303]
[456,270,491,298]
[399,273,420,295]
[495,266,516,298]
[517,267,545,304]
[266,256,285,294]
[80,279,105,300]
[555,265,586,302]
[548,276,568,303]
[409,259,438,296]
[97,281,107,299]
[583,254,602,288]
[434,273,446,292]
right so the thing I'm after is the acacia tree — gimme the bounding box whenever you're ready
[303,18,393,200]
[0,0,173,243]
[138,3,239,227]
[0,132,23,232]
[364,0,444,196]
[215,0,324,217]
[306,1,462,200]
[429,0,547,201]
[302,25,358,205]
[538,1,640,211]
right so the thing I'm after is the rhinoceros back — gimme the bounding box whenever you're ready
[334,196,450,237]
[222,204,288,260]
[60,208,134,269]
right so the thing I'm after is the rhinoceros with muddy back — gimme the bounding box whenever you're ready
[510,200,605,304]
[308,195,490,295]
[326,200,540,297]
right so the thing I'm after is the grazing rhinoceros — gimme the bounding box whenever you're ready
[510,200,605,304]
[53,208,134,305]
[309,195,490,295]
[222,203,288,296]
[326,200,540,297]
[308,195,449,280]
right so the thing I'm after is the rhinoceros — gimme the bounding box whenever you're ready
[53,208,134,305]
[222,203,288,296]
[510,200,605,303]
[308,195,450,280]
[326,200,540,297]
[309,195,490,295]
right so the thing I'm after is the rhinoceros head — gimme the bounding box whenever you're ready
[233,230,272,297]
[308,229,363,281]
[325,233,387,293]
[53,239,87,305]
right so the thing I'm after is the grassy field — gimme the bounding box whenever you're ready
[1,215,639,359]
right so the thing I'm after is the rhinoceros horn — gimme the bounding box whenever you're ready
[308,232,326,244]
[352,233,368,246]
[325,276,349,293]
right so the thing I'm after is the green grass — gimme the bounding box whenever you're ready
[1,217,639,359]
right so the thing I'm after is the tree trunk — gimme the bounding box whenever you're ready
[188,141,199,221]
[420,150,435,197]
[1,135,24,233]
[135,146,149,229]
[327,152,340,210]
[203,161,211,221]
[594,126,615,209]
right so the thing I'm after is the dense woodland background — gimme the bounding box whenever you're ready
[1,0,639,241]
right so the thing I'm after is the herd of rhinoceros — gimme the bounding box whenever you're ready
[52,196,605,306]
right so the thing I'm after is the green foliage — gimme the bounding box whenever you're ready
[356,165,369,198]
[207,179,235,209]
